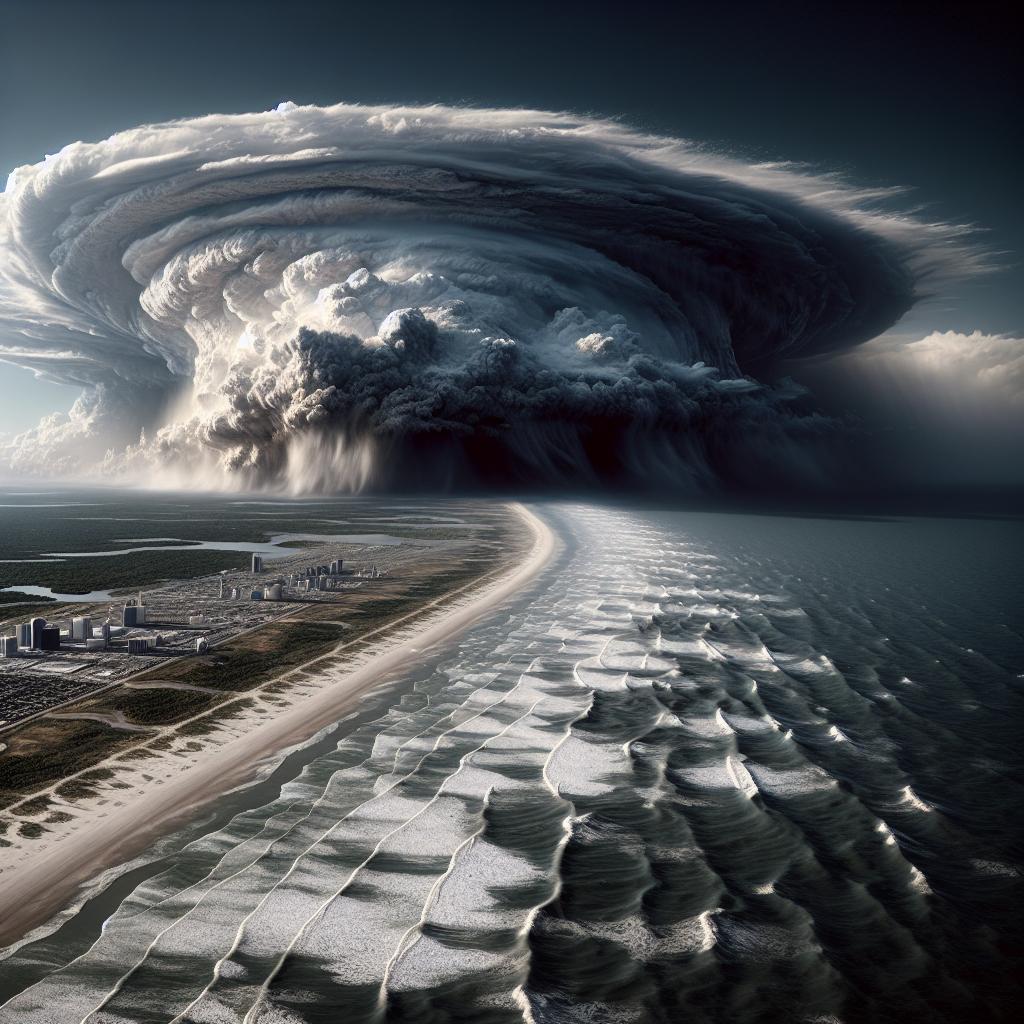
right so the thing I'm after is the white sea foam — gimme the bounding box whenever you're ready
[0,501,994,1023]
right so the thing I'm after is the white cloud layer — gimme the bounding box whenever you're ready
[870,331,1024,406]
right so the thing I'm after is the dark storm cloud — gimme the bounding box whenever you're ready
[0,103,981,491]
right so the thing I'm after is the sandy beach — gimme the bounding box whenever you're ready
[0,503,554,950]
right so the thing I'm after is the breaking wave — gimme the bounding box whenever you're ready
[1,503,1021,1022]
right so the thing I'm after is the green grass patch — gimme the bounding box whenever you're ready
[115,748,159,762]
[0,591,57,606]
[0,722,132,806]
[167,621,347,693]
[0,549,248,595]
[53,779,97,800]
[98,687,221,725]
[11,795,52,816]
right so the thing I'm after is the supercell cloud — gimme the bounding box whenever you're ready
[0,102,979,492]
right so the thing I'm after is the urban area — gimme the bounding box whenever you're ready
[0,547,392,731]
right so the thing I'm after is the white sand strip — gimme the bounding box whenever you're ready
[0,503,554,950]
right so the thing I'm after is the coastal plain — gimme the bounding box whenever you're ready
[0,493,542,945]
[0,495,1020,1024]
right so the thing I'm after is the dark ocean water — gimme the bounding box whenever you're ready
[1,502,1021,1023]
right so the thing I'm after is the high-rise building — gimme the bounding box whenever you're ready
[1,636,18,657]
[30,617,46,650]
[40,626,60,650]
[252,553,264,573]
[17,622,32,648]
[123,604,139,627]
[71,616,92,641]
[219,575,226,598]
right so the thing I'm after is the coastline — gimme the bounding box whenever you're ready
[0,502,555,951]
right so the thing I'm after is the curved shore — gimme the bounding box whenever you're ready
[0,503,554,950]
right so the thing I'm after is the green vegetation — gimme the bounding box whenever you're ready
[0,604,71,635]
[177,697,255,737]
[0,591,56,606]
[96,688,219,725]
[10,795,51,816]
[0,497,524,811]
[0,722,133,808]
[54,767,116,801]
[0,492,500,599]
[0,549,248,595]
[342,558,500,633]
[115,748,159,762]
[144,621,348,694]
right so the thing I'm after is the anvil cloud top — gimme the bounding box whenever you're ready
[0,102,976,492]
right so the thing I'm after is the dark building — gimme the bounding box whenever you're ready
[40,626,60,650]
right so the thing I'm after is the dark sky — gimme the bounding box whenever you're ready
[1,0,1019,332]
[1,0,1021,479]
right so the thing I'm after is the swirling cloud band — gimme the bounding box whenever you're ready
[0,103,976,491]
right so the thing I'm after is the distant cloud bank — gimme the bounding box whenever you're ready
[865,330,1024,407]
[0,102,984,492]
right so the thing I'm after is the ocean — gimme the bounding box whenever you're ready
[0,500,1021,1023]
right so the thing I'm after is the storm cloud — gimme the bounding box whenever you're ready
[0,102,980,492]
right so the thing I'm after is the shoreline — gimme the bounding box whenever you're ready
[0,502,554,951]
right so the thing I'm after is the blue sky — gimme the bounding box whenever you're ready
[0,365,77,434]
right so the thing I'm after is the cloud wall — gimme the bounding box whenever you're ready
[0,102,979,492]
